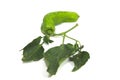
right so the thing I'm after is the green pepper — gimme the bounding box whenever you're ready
[41,11,79,36]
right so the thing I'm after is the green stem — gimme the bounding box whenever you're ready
[52,23,81,46]
[65,35,81,46]
[62,34,66,44]
[53,23,78,36]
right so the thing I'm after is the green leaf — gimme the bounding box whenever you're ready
[74,42,79,52]
[22,36,44,62]
[44,43,75,76]
[43,36,53,44]
[70,51,90,71]
[23,36,42,50]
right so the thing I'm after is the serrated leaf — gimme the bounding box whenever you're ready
[44,43,75,76]
[70,51,90,71]
[22,36,44,62]
[43,36,53,44]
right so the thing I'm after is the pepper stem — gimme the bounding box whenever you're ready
[53,23,78,36]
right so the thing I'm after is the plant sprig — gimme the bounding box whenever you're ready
[21,11,90,77]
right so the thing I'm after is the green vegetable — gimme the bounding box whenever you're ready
[41,11,79,36]
[21,11,90,77]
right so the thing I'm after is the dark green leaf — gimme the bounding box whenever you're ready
[70,51,90,71]
[48,39,54,43]
[43,36,53,44]
[44,43,75,76]
[22,36,44,62]
[79,45,84,50]
[74,43,84,52]
[23,36,42,50]
[22,45,44,62]
[74,42,79,52]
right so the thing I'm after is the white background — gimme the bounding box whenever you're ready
[0,0,120,80]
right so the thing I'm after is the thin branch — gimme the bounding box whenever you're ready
[53,23,78,36]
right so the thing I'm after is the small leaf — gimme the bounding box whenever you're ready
[43,36,53,44]
[48,39,54,43]
[44,43,75,76]
[22,36,44,62]
[74,42,79,52]
[23,36,42,50]
[70,51,90,71]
